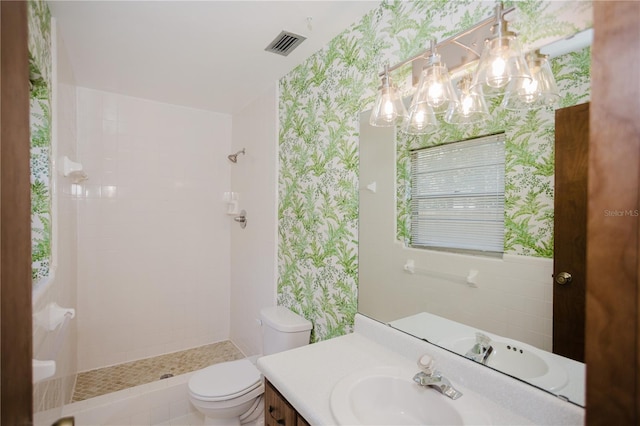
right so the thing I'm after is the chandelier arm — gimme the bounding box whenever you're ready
[377,6,515,78]
[451,40,482,60]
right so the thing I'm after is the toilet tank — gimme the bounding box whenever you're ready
[260,306,312,356]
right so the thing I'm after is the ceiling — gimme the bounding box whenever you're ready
[48,1,379,115]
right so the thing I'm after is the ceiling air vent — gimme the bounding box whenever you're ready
[265,31,306,57]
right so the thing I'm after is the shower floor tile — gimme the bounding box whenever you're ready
[72,341,244,402]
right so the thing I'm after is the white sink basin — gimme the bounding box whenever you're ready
[487,341,548,378]
[330,365,489,425]
[439,336,569,392]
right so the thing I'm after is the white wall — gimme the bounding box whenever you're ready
[32,19,79,413]
[229,85,279,356]
[75,88,232,371]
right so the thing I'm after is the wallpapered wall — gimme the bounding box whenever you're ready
[277,0,592,342]
[29,0,53,284]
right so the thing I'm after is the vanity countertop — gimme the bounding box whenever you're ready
[257,314,584,426]
[259,332,405,425]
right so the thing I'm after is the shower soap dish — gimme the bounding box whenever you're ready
[61,156,88,183]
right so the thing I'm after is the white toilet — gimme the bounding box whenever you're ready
[188,306,312,425]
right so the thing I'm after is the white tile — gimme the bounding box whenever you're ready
[168,414,195,426]
[82,184,102,199]
[77,87,102,120]
[150,403,170,425]
[105,397,141,422]
[522,298,551,318]
[130,411,151,426]
[146,388,172,408]
[102,131,118,154]
[144,379,171,395]
[72,403,113,426]
[169,399,190,420]
[105,413,132,426]
[102,119,118,136]
[34,408,60,426]
[101,184,118,198]
[102,93,118,121]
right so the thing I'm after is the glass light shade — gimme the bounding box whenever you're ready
[401,102,438,134]
[412,53,458,115]
[444,76,490,124]
[370,74,407,127]
[502,51,560,110]
[472,34,532,98]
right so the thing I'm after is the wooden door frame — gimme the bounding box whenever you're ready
[586,1,640,423]
[1,1,34,425]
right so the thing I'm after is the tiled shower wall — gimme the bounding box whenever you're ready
[229,85,279,357]
[76,87,233,371]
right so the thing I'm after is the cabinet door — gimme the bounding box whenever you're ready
[296,413,310,426]
[265,380,297,426]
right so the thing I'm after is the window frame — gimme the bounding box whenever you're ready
[409,132,506,257]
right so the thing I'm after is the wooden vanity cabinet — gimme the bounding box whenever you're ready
[264,379,310,426]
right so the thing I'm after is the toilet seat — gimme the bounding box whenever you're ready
[188,359,263,402]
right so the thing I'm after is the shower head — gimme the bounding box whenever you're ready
[228,148,246,163]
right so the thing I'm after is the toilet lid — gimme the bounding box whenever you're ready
[188,359,262,401]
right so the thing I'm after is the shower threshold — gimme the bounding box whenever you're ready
[72,341,244,402]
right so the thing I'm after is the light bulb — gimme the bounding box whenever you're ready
[427,80,446,107]
[414,109,426,128]
[381,90,395,122]
[402,102,437,134]
[444,75,489,125]
[501,50,559,110]
[461,94,474,116]
[528,51,560,107]
[411,43,458,116]
[521,78,539,103]
[488,56,508,88]
[370,66,407,127]
[471,4,531,98]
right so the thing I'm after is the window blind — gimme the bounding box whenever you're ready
[410,133,505,253]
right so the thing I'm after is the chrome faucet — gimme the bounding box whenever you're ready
[465,332,494,364]
[412,354,463,400]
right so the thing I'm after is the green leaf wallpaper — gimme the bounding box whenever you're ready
[278,0,592,342]
[28,0,52,283]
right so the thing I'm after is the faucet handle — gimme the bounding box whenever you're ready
[465,332,494,364]
[475,332,491,347]
[417,353,436,375]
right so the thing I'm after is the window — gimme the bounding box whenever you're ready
[410,133,505,254]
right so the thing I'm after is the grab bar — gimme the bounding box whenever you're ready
[403,259,479,287]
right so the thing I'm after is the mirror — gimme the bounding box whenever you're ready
[358,34,591,407]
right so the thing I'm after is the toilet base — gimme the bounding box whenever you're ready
[240,396,264,425]
[201,396,263,426]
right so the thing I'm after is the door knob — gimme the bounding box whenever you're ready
[52,417,75,426]
[555,272,572,285]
